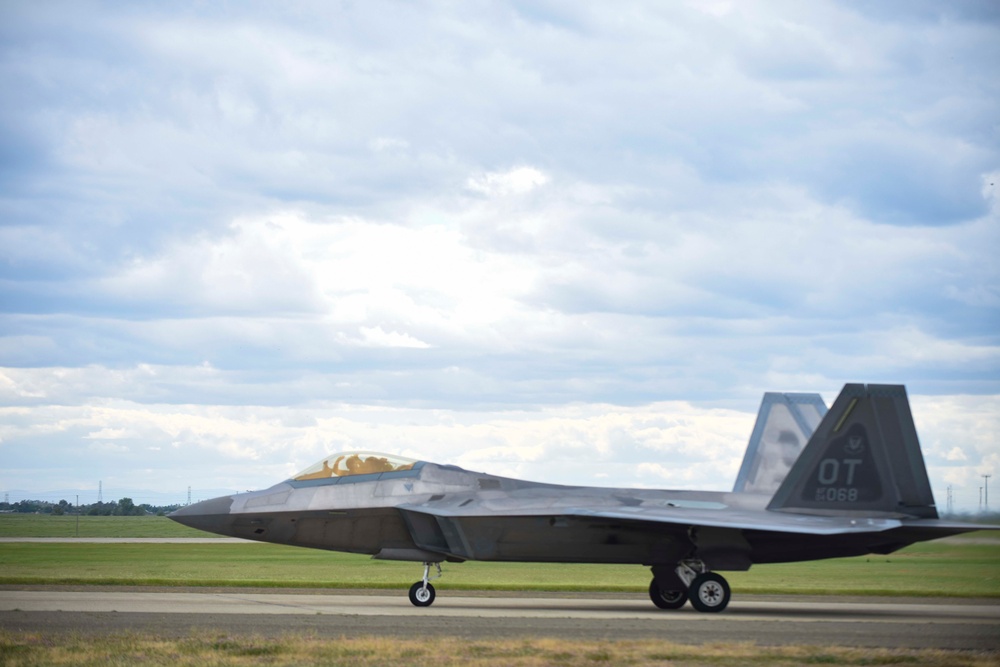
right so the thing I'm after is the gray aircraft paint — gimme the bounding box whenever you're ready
[171,384,997,612]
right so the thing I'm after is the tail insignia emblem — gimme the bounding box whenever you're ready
[845,436,865,455]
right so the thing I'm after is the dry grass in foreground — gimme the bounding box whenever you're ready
[1,632,998,667]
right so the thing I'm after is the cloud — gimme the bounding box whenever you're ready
[357,326,430,350]
[466,167,549,197]
[945,447,967,462]
[1,388,995,512]
[0,392,756,494]
[0,1,997,508]
[1,187,997,403]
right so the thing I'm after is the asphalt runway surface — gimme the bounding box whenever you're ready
[2,588,998,650]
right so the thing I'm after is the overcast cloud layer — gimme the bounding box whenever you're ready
[1,1,998,510]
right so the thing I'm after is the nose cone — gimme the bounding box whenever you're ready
[169,495,236,536]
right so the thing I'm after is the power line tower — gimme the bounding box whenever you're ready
[98,481,103,503]
[187,486,192,506]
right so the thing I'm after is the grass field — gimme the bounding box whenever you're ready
[1,632,994,667]
[0,514,217,538]
[1,515,998,596]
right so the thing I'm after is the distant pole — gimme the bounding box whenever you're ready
[946,486,953,515]
[985,475,992,511]
[75,495,79,538]
[187,486,192,506]
[98,481,103,503]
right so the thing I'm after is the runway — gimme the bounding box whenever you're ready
[2,589,998,649]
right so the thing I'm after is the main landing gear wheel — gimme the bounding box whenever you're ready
[408,581,436,607]
[648,579,688,609]
[688,572,730,613]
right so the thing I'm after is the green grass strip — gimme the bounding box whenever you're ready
[1,540,998,597]
[0,515,217,538]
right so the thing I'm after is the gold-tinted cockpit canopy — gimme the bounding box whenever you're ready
[293,451,418,481]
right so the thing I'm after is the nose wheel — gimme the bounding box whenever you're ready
[408,581,435,606]
[408,562,442,607]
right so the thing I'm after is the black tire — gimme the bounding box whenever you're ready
[648,579,688,610]
[408,581,436,607]
[688,572,730,613]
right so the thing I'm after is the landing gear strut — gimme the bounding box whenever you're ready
[408,562,442,607]
[649,559,731,613]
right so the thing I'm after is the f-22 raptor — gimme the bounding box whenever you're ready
[171,384,995,612]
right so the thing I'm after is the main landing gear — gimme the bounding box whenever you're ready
[405,559,731,611]
[648,581,688,609]
[649,560,731,613]
[408,562,442,607]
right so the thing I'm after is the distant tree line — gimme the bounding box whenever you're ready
[0,498,183,516]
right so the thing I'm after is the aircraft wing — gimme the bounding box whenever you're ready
[566,508,998,536]
[553,506,903,535]
[395,500,916,566]
[398,501,903,537]
[396,500,994,566]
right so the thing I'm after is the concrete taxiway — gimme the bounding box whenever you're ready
[1,589,997,649]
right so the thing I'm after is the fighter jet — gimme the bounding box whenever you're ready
[171,384,995,612]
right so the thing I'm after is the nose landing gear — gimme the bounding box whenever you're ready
[408,562,442,607]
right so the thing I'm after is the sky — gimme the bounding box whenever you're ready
[1,1,998,511]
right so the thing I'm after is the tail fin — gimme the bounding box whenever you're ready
[733,392,828,495]
[767,384,938,518]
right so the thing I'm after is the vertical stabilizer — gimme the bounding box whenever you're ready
[767,384,937,518]
[733,392,827,495]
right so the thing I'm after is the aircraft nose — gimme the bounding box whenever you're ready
[168,495,235,536]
